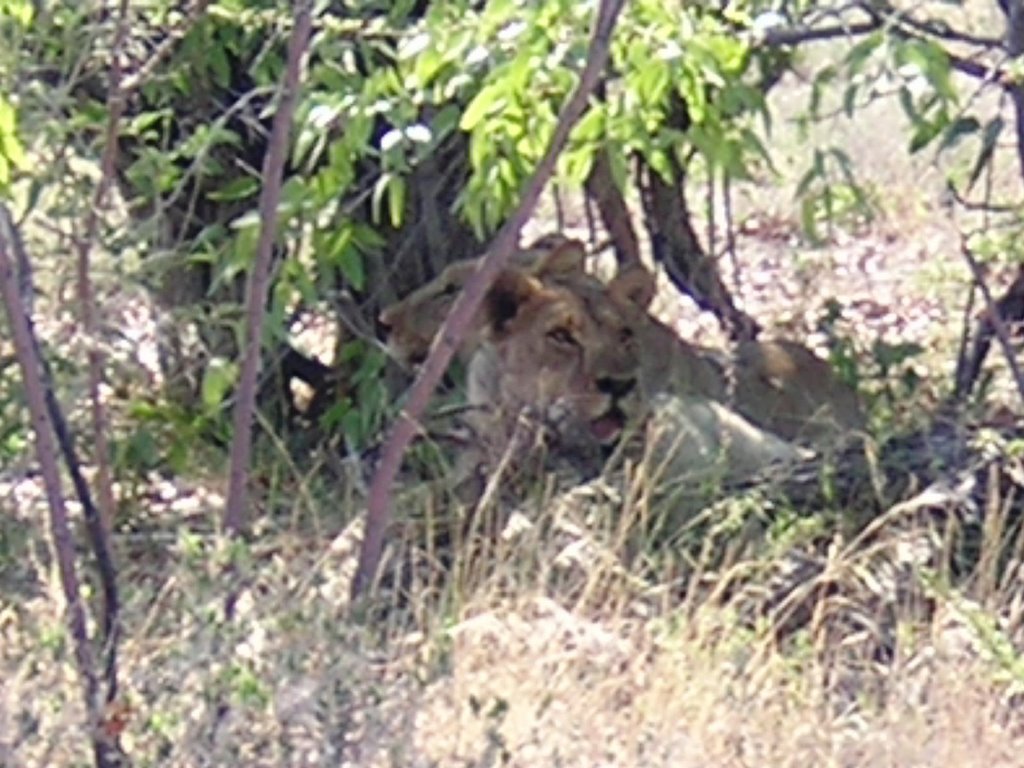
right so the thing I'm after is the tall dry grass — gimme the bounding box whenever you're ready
[3,446,1024,767]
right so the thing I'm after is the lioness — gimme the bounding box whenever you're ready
[464,263,809,482]
[599,270,865,444]
[466,261,645,448]
[381,248,864,448]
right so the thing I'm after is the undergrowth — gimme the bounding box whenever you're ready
[3,439,1024,767]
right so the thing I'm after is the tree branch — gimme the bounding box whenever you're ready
[1003,0,1024,181]
[754,19,880,47]
[0,214,120,768]
[957,237,1024,405]
[754,9,1012,87]
[585,145,642,267]
[350,0,629,600]
[223,1,315,537]
[75,0,130,711]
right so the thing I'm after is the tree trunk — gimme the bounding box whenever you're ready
[638,94,760,340]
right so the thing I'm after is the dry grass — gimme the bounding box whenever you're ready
[4,453,1024,767]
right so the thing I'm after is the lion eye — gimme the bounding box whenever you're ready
[441,282,460,297]
[547,327,577,346]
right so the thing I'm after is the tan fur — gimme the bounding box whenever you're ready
[378,236,588,366]
[601,273,865,444]
[380,244,864,479]
[461,265,814,483]
[472,267,642,441]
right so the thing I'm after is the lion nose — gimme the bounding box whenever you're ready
[597,377,635,400]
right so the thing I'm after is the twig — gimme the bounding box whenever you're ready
[223,1,315,537]
[722,172,742,303]
[756,12,1012,87]
[0,224,120,768]
[754,19,880,47]
[958,237,1024,405]
[1002,0,1024,182]
[351,0,629,600]
[585,146,642,266]
[5,203,123,711]
[75,0,131,710]
[945,180,1021,214]
[952,277,977,400]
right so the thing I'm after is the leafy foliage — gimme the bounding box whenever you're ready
[2,0,1023,474]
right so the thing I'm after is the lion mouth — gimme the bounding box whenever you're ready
[588,377,635,444]
[588,406,626,444]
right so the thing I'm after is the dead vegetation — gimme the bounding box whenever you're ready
[5,440,1024,767]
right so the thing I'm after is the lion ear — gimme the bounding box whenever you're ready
[532,239,586,279]
[483,268,544,337]
[608,266,656,310]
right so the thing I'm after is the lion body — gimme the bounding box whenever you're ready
[379,243,865,481]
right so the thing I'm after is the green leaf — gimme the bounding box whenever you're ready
[208,176,259,202]
[842,84,858,118]
[897,86,919,125]
[644,148,673,181]
[200,358,238,414]
[800,196,824,246]
[938,116,981,154]
[460,82,506,131]
[607,147,630,191]
[432,104,462,141]
[559,145,594,185]
[908,118,943,154]
[468,130,490,172]
[321,226,365,291]
[0,0,33,25]
[967,116,1004,191]
[208,43,232,89]
[573,105,605,143]
[896,38,955,102]
[120,427,161,473]
[0,97,24,180]
[370,173,390,225]
[809,65,836,119]
[845,32,883,77]
[387,174,405,228]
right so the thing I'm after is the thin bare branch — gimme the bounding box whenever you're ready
[223,1,315,537]
[754,19,880,47]
[945,180,1022,213]
[958,237,1024,405]
[75,0,131,710]
[756,9,1012,88]
[1003,0,1024,181]
[585,146,642,267]
[6,205,123,714]
[887,10,1001,48]
[0,209,122,768]
[351,0,629,600]
[861,0,1002,47]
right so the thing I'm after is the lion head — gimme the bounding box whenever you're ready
[469,263,657,447]
[378,236,590,367]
